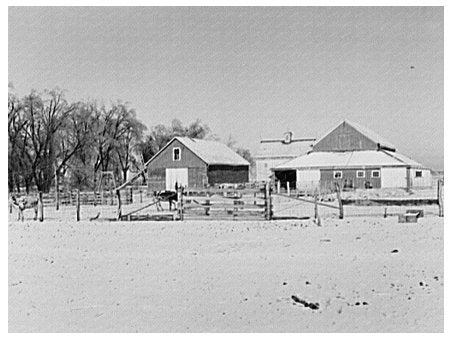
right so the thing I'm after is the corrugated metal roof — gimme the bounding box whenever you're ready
[175,137,250,166]
[275,150,424,170]
[255,139,314,159]
[312,120,396,151]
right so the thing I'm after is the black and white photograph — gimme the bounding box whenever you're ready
[7,4,445,333]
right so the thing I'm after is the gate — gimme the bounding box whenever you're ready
[181,186,270,221]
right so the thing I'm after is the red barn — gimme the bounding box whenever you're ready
[145,137,250,191]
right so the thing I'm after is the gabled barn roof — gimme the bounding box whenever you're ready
[145,137,250,167]
[274,150,425,170]
[175,137,250,166]
[312,120,396,152]
[255,138,315,159]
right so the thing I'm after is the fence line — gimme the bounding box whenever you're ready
[9,180,444,222]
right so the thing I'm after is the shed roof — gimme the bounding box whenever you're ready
[146,137,250,166]
[255,139,315,159]
[274,150,424,170]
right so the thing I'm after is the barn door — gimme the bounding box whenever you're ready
[165,168,188,191]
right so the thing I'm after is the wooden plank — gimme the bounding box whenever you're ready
[122,199,163,217]
[275,193,340,210]
[184,203,265,210]
[184,210,265,216]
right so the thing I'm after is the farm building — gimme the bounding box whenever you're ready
[273,120,432,191]
[255,131,316,182]
[145,137,250,191]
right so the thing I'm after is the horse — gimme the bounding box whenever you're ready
[10,195,39,222]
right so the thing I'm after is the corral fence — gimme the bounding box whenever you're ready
[116,183,273,222]
[9,179,444,223]
[180,187,270,221]
[10,186,148,207]
[271,178,444,222]
[8,183,273,222]
[8,185,149,222]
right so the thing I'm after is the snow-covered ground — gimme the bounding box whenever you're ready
[9,214,443,332]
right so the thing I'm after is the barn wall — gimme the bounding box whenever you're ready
[320,168,381,190]
[188,167,208,188]
[148,168,166,192]
[381,167,407,188]
[147,139,207,191]
[313,122,377,152]
[410,168,432,188]
[207,165,249,185]
[147,139,206,169]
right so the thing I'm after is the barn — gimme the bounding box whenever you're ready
[273,120,432,191]
[145,137,250,191]
[254,131,316,182]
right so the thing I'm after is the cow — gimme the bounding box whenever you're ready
[10,195,39,222]
[153,190,178,211]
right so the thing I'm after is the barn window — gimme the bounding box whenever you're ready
[333,171,342,179]
[173,147,181,161]
[415,170,423,178]
[356,170,365,178]
[371,170,380,178]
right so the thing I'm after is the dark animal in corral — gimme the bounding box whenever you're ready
[154,191,178,211]
[11,195,38,222]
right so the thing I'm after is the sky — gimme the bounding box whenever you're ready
[8,6,444,170]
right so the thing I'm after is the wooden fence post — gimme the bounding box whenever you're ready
[336,183,344,219]
[269,183,273,220]
[438,179,444,217]
[55,166,60,211]
[314,193,321,226]
[139,188,143,203]
[177,187,184,221]
[38,191,44,222]
[116,189,122,221]
[265,182,270,220]
[76,189,80,221]
[265,181,273,220]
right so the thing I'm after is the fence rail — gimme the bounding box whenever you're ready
[9,180,444,222]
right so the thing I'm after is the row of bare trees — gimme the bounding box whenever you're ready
[8,87,254,194]
[8,88,146,193]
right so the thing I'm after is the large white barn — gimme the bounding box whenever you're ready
[273,121,432,191]
[254,132,315,182]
